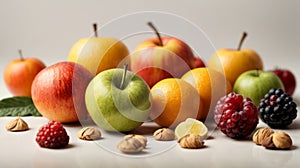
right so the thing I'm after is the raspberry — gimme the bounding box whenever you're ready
[36,121,69,149]
[214,92,259,139]
[258,88,297,128]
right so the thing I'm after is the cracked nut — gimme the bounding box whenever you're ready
[272,131,292,149]
[153,128,175,141]
[5,115,29,131]
[78,127,101,140]
[178,134,205,149]
[252,127,274,145]
[123,134,147,148]
[117,137,144,153]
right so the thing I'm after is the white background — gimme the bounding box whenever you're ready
[0,0,299,98]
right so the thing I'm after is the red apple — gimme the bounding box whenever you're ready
[31,62,93,123]
[131,22,202,88]
[4,50,46,97]
[270,68,296,96]
[193,57,206,68]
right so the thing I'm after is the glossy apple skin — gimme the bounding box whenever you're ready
[4,57,46,97]
[208,49,263,86]
[271,68,296,96]
[85,68,151,132]
[233,70,284,106]
[194,57,206,68]
[31,62,93,123]
[131,37,196,88]
[68,37,130,75]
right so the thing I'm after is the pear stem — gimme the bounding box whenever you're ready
[18,49,24,61]
[237,32,247,50]
[147,22,163,46]
[93,23,98,37]
[120,64,128,90]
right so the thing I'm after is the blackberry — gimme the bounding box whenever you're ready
[36,121,69,149]
[214,92,259,139]
[258,88,297,128]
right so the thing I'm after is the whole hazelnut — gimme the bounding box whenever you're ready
[272,131,293,149]
[252,127,274,145]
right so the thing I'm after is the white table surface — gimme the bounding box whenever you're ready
[0,113,299,168]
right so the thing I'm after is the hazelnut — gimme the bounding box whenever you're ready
[252,127,274,145]
[262,135,276,149]
[178,134,205,149]
[78,127,101,140]
[153,128,175,141]
[123,134,147,148]
[5,115,29,132]
[272,131,292,149]
[117,137,144,153]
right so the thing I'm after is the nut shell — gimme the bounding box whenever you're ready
[178,134,205,149]
[123,134,147,148]
[117,137,144,153]
[78,127,101,140]
[153,128,175,141]
[252,127,274,145]
[272,131,292,149]
[262,135,276,149]
[5,117,29,132]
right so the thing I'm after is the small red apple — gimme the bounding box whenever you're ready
[4,50,46,97]
[131,22,200,88]
[31,62,93,123]
[270,68,296,96]
[193,57,205,68]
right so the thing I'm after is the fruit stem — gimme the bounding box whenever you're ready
[93,23,98,37]
[120,64,128,90]
[18,49,24,61]
[256,69,259,77]
[237,32,247,50]
[147,22,163,46]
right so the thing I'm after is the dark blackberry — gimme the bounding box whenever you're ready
[258,88,297,128]
[214,92,259,139]
[36,121,69,149]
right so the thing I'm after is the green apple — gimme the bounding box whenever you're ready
[233,70,284,106]
[85,65,151,132]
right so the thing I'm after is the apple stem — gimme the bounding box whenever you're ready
[18,49,24,61]
[237,32,247,50]
[256,69,259,76]
[120,64,128,90]
[147,22,163,46]
[93,23,98,37]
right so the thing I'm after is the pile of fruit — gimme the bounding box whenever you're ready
[2,22,297,152]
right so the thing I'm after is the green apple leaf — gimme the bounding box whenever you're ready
[0,96,41,116]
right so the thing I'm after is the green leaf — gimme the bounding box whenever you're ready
[0,96,41,116]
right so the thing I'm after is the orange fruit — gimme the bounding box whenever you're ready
[149,78,204,128]
[181,67,232,121]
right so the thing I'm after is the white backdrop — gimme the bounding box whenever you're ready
[0,0,299,98]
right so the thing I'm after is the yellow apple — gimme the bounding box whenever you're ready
[68,23,130,75]
[208,32,263,86]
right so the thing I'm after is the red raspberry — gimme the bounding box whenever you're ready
[36,121,69,148]
[214,92,259,139]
